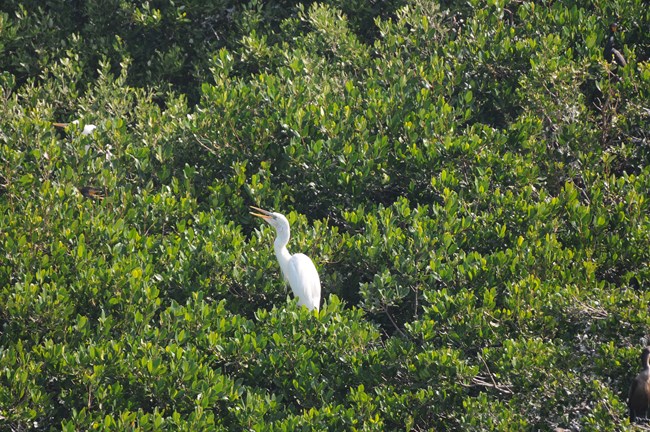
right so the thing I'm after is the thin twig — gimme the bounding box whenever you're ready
[383,305,408,339]
[478,353,500,391]
[192,132,219,156]
[414,285,419,321]
[465,353,515,395]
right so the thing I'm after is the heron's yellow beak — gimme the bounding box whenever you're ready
[52,122,69,128]
[250,206,272,219]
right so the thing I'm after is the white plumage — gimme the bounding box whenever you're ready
[250,207,321,311]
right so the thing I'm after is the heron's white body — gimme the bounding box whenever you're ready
[80,124,97,135]
[277,251,320,311]
[251,207,321,311]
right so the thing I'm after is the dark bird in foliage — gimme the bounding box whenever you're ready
[628,346,650,422]
[604,22,627,68]
[79,186,105,200]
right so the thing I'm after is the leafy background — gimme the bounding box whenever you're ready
[1,0,649,430]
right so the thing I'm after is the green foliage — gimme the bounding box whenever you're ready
[1,0,650,430]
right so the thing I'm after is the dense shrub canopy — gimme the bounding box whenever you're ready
[1,0,649,430]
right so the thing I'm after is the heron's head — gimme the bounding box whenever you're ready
[609,22,619,33]
[250,206,290,234]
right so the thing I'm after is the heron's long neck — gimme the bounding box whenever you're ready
[273,230,292,271]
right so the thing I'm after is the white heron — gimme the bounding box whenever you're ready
[250,206,321,311]
[53,120,97,136]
